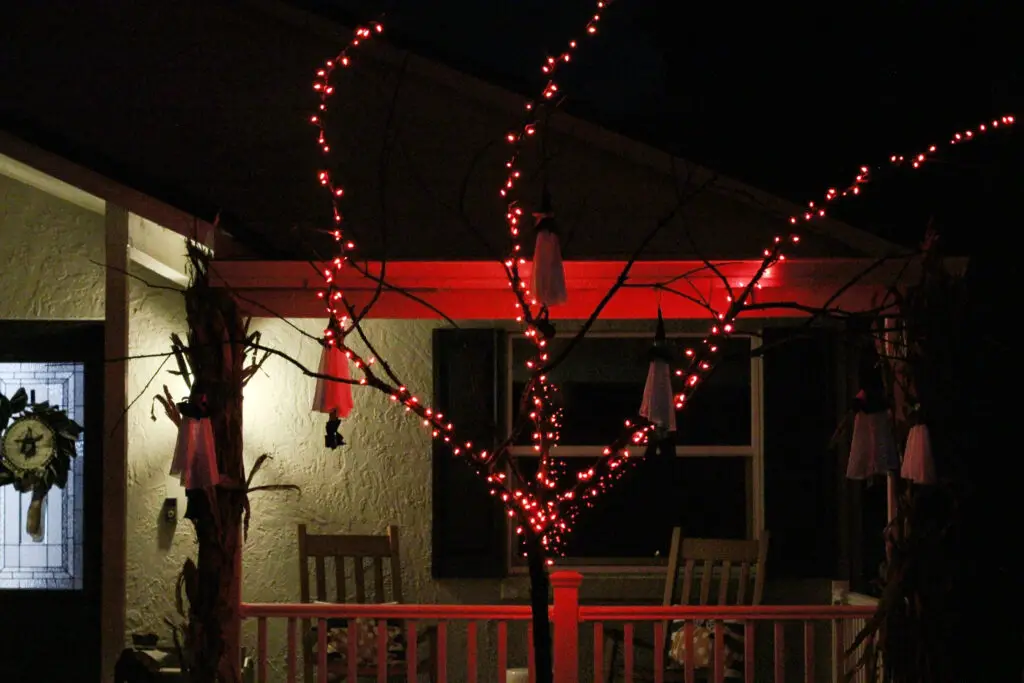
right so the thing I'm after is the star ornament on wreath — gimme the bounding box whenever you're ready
[0,387,83,541]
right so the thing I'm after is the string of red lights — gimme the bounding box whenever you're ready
[304,10,1016,558]
[495,0,616,553]
[549,114,1018,548]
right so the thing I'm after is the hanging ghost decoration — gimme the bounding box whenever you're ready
[846,350,899,480]
[530,188,567,307]
[169,394,220,490]
[640,308,676,456]
[312,334,354,449]
[901,414,937,485]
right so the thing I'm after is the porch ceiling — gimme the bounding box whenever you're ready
[210,257,944,320]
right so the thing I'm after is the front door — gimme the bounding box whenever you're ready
[0,321,104,681]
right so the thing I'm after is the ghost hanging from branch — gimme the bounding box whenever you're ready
[640,307,676,456]
[312,320,354,449]
[169,391,220,490]
[530,187,567,307]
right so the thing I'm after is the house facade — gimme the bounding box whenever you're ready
[1,2,903,680]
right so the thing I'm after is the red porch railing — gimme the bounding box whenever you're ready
[240,571,876,683]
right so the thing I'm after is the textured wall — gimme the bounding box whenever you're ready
[0,175,104,319]
[122,309,572,681]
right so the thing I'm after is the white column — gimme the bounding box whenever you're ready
[101,203,129,682]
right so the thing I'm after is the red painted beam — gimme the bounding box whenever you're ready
[210,258,929,320]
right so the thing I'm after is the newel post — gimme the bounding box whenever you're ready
[550,571,583,683]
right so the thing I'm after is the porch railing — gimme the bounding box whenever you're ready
[240,571,877,683]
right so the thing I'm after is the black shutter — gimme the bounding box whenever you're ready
[431,328,507,578]
[762,327,841,579]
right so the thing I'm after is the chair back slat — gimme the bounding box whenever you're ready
[680,559,696,606]
[667,532,770,607]
[737,562,750,604]
[334,557,346,603]
[298,525,404,683]
[297,524,402,604]
[373,558,386,603]
[353,558,367,603]
[717,560,732,605]
[314,556,327,602]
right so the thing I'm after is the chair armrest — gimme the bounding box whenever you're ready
[603,626,657,651]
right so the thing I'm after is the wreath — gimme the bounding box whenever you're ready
[0,387,82,539]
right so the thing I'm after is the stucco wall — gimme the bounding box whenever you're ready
[1,172,836,681]
[123,309,838,681]
[0,174,104,319]
[123,308,562,680]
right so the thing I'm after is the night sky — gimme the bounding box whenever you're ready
[290,0,1022,253]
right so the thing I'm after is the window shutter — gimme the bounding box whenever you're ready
[762,326,842,579]
[431,328,507,578]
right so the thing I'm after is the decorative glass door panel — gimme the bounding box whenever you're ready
[0,362,85,590]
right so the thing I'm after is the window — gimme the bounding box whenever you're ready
[507,332,762,569]
[0,363,85,590]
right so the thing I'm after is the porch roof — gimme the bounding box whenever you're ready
[212,256,945,320]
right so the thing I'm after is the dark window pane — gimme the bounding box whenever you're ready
[514,455,748,560]
[511,336,751,446]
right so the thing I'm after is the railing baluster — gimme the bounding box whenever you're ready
[744,620,755,682]
[436,620,448,683]
[713,619,724,683]
[347,617,358,683]
[257,616,268,683]
[803,620,815,683]
[527,622,535,683]
[287,617,297,683]
[622,622,630,683]
[774,621,785,683]
[653,621,665,683]
[467,621,478,683]
[377,617,388,683]
[317,617,328,683]
[406,619,418,683]
[624,623,634,683]
[498,620,508,683]
[834,618,845,682]
[237,595,878,683]
[683,621,694,683]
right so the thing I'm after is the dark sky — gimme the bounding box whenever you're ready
[290,0,1022,252]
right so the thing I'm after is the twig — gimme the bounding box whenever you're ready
[89,259,184,294]
[110,353,172,437]
[540,163,718,374]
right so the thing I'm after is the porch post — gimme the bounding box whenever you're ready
[550,571,583,683]
[101,203,129,682]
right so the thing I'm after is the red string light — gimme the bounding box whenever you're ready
[545,112,1018,551]
[306,12,1015,561]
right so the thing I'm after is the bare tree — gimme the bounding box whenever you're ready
[137,6,1017,682]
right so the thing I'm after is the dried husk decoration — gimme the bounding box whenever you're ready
[846,232,967,683]
[152,241,300,683]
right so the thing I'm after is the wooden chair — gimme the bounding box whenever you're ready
[606,528,770,682]
[298,524,436,682]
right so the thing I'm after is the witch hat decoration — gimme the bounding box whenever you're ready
[530,187,568,307]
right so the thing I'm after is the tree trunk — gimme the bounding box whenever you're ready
[525,530,553,683]
[182,248,247,683]
[187,492,244,683]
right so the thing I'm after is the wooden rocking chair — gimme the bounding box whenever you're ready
[298,524,437,682]
[605,527,769,682]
